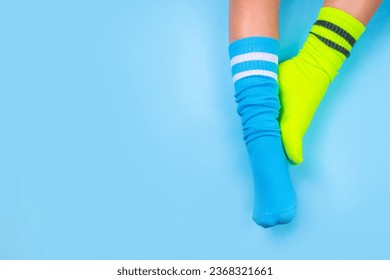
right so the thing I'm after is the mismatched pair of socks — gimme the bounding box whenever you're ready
[229,7,365,228]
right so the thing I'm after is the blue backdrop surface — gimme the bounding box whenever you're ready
[0,0,389,259]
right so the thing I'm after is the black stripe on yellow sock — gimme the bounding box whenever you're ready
[314,20,356,47]
[309,32,350,57]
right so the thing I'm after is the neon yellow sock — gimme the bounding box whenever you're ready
[279,7,365,164]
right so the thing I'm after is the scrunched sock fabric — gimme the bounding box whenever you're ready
[229,37,296,228]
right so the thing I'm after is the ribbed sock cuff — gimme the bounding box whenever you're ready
[229,36,279,85]
[229,36,279,59]
[310,7,366,57]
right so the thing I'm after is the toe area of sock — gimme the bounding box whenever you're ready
[253,206,296,228]
[280,129,304,165]
[286,148,303,165]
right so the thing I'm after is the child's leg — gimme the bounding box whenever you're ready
[324,0,382,26]
[229,0,296,228]
[229,0,279,42]
[279,0,382,165]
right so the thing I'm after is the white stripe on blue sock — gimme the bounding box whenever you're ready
[232,69,277,83]
[230,52,278,67]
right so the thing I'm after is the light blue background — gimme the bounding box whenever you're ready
[0,0,389,259]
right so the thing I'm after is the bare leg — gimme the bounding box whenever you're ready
[324,0,383,26]
[229,0,280,42]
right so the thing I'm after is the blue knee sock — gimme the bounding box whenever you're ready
[229,37,296,228]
